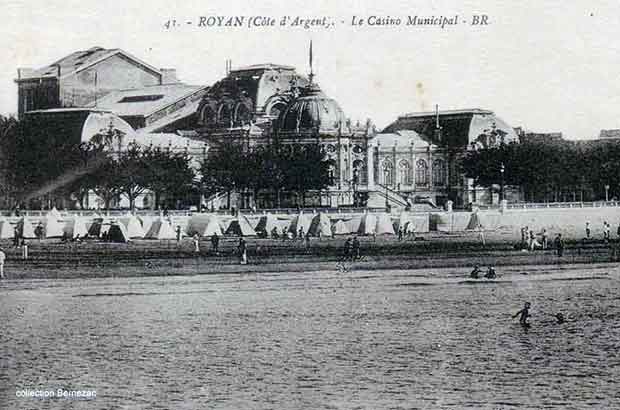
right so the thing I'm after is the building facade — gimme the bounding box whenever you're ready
[15,47,178,119]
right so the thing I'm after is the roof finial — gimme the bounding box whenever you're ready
[308,40,314,84]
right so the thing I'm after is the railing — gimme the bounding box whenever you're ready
[375,183,409,207]
[506,201,620,210]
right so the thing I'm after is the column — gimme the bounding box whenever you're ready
[367,143,374,189]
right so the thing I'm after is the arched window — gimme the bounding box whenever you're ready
[200,105,216,126]
[398,160,412,186]
[327,160,337,186]
[352,159,367,185]
[382,160,394,186]
[234,103,252,126]
[433,159,446,186]
[416,159,429,186]
[218,104,233,126]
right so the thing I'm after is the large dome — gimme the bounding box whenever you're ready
[278,84,345,136]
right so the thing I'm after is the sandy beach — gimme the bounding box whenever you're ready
[2,232,619,280]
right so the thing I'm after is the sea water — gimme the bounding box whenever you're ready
[1,264,619,409]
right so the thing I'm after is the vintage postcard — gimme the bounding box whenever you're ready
[1,1,619,409]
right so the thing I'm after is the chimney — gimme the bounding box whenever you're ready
[160,68,178,84]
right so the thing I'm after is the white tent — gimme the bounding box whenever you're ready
[308,213,332,237]
[255,213,291,237]
[144,218,177,240]
[87,219,111,238]
[357,213,377,235]
[47,207,62,219]
[187,214,223,237]
[218,215,235,232]
[120,214,146,238]
[346,216,363,234]
[288,212,313,236]
[139,215,154,235]
[375,213,395,235]
[45,216,65,238]
[466,212,484,230]
[0,218,14,239]
[225,214,257,236]
[18,217,36,239]
[64,216,88,239]
[107,222,131,243]
[332,219,350,235]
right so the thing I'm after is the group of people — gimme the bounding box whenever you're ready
[470,265,497,279]
[519,226,548,251]
[586,221,619,242]
[519,226,565,256]
[513,302,565,328]
[343,236,361,261]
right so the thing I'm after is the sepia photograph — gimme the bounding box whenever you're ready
[1,1,619,409]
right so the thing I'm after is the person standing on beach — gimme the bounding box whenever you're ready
[281,227,287,242]
[175,225,182,244]
[398,227,403,241]
[554,233,564,257]
[238,238,248,265]
[298,227,305,242]
[343,237,352,260]
[352,236,360,260]
[211,234,220,254]
[193,234,200,253]
[13,227,20,248]
[0,248,6,279]
[585,222,591,239]
[604,221,611,242]
[21,239,28,260]
[541,228,548,250]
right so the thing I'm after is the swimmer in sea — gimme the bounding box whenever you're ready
[555,312,565,324]
[470,264,482,279]
[513,302,531,326]
[484,266,497,279]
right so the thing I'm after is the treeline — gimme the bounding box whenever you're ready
[461,139,620,202]
[1,115,332,210]
[201,142,331,208]
[1,116,196,210]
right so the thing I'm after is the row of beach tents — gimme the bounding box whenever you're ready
[0,208,438,241]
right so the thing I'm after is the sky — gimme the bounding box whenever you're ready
[2,0,619,139]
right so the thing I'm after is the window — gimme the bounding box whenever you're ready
[218,104,233,126]
[398,160,412,186]
[118,94,164,103]
[200,106,216,126]
[234,103,251,126]
[382,160,394,186]
[416,159,429,186]
[433,159,446,186]
[352,159,367,185]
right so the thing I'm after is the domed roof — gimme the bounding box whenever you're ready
[278,84,345,136]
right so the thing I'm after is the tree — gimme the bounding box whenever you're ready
[89,157,123,210]
[115,144,150,211]
[143,147,196,209]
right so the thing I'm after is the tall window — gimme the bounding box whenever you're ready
[416,159,429,186]
[352,159,366,185]
[200,106,216,126]
[382,160,394,186]
[433,159,446,186]
[398,160,412,186]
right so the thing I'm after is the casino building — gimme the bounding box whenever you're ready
[191,61,518,209]
[10,46,519,210]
